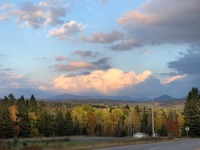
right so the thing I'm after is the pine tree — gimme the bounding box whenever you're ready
[17,95,31,138]
[65,111,74,135]
[158,124,168,136]
[0,106,14,138]
[29,94,37,113]
[37,110,53,137]
[182,87,200,136]
[140,107,148,133]
[54,111,66,136]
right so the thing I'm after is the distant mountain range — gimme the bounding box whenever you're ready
[46,93,183,102]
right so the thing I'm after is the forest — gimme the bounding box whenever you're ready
[0,93,185,139]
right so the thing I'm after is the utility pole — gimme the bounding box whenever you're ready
[152,99,155,137]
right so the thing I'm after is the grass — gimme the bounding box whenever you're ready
[1,136,176,150]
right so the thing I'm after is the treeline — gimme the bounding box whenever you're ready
[0,93,183,139]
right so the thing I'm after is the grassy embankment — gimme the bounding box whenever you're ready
[0,136,177,150]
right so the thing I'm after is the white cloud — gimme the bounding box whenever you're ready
[48,20,86,39]
[162,74,188,85]
[52,68,151,94]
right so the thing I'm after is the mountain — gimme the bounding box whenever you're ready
[47,94,91,100]
[46,93,152,101]
[153,95,177,101]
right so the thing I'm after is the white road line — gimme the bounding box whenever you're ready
[149,147,160,150]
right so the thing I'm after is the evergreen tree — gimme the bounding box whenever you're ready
[182,87,200,136]
[17,95,31,138]
[65,111,74,135]
[29,94,37,113]
[37,110,53,137]
[54,111,66,136]
[158,124,168,136]
[140,107,148,133]
[0,106,14,138]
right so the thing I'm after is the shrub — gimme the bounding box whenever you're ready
[20,145,43,150]
[63,137,70,142]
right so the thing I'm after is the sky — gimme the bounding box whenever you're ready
[0,0,200,99]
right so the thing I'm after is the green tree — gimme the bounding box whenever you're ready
[54,111,66,136]
[29,94,37,113]
[158,124,168,136]
[140,107,148,133]
[65,111,74,135]
[182,87,200,136]
[17,95,31,138]
[0,106,14,138]
[37,110,53,137]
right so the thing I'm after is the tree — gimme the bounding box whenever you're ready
[140,107,148,133]
[17,95,31,138]
[158,124,168,136]
[29,95,37,113]
[54,111,66,136]
[182,87,200,136]
[0,106,14,138]
[37,110,53,137]
[65,111,74,135]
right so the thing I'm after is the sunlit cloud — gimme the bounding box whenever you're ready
[55,57,111,71]
[52,68,152,94]
[162,74,188,85]
[118,10,156,26]
[81,31,124,44]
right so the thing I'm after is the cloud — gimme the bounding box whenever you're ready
[81,31,124,44]
[1,1,69,28]
[162,74,188,85]
[0,14,9,21]
[110,39,142,50]
[0,4,14,10]
[168,47,200,76]
[55,56,69,61]
[0,69,37,90]
[55,57,111,71]
[116,0,200,49]
[52,68,152,94]
[72,50,100,58]
[55,61,94,71]
[118,10,156,26]
[100,0,109,4]
[48,20,86,39]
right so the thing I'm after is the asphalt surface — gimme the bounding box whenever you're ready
[95,139,200,150]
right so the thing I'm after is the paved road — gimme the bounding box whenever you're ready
[95,139,200,150]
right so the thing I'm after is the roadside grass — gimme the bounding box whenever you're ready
[1,137,176,150]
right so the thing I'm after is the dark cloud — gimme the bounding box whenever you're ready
[168,47,200,76]
[73,50,100,58]
[115,0,200,50]
[159,72,179,77]
[55,56,68,61]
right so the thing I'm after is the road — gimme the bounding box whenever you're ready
[95,139,200,150]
